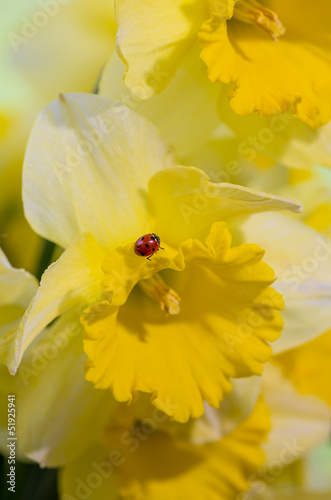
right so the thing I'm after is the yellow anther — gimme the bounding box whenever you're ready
[138,274,181,316]
[233,0,285,41]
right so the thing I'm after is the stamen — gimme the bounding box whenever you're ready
[138,274,181,316]
[233,0,285,42]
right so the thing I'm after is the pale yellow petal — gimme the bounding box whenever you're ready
[23,93,177,249]
[16,311,116,467]
[148,166,302,247]
[115,0,207,99]
[240,213,331,353]
[191,376,261,444]
[9,233,105,374]
[262,364,330,467]
[99,47,221,159]
[276,328,331,410]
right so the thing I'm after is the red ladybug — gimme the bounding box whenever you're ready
[134,233,163,260]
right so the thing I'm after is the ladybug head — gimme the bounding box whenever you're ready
[152,233,161,245]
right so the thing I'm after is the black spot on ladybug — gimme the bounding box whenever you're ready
[151,236,155,240]
[141,236,144,240]
[152,248,155,251]
[140,252,145,256]
[145,244,149,247]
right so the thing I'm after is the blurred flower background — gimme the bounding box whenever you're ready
[1,1,331,499]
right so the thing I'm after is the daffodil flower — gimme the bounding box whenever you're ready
[58,359,330,500]
[18,93,302,423]
[115,0,331,127]
[59,397,270,500]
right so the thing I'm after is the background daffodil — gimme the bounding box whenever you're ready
[59,397,270,500]
[115,0,331,126]
[0,0,117,271]
[56,355,329,500]
[100,46,331,175]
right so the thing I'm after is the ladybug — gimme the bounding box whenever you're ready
[134,233,164,260]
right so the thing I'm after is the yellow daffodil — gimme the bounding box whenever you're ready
[59,396,270,500]
[17,93,302,423]
[115,0,331,127]
[58,354,329,500]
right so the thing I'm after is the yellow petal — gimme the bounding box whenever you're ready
[99,46,221,159]
[83,222,284,422]
[115,0,207,99]
[199,0,331,127]
[10,233,105,375]
[148,166,302,247]
[282,166,331,232]
[23,93,177,249]
[240,213,331,353]
[276,328,331,410]
[0,248,38,309]
[262,363,330,467]
[245,362,331,499]
[60,397,270,500]
[191,376,261,444]
[215,90,331,170]
[0,248,38,368]
[16,310,116,467]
